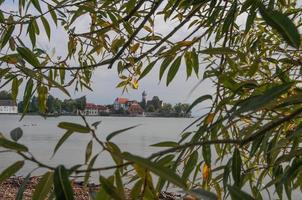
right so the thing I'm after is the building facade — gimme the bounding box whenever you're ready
[81,103,110,116]
[84,103,99,115]
[0,100,18,114]
[128,103,144,115]
[113,97,129,110]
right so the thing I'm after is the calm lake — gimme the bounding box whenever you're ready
[0,114,195,182]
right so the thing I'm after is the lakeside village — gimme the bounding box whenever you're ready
[0,90,192,118]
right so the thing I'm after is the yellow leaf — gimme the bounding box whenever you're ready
[130,43,140,53]
[133,79,139,89]
[143,25,153,33]
[177,41,194,47]
[202,164,210,181]
[205,113,215,125]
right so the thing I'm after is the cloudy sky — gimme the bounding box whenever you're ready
[1,1,217,115]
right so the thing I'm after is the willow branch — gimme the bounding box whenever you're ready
[241,107,302,145]
[73,0,146,37]
[107,0,163,69]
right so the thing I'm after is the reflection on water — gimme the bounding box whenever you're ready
[0,114,194,181]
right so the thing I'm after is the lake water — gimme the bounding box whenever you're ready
[0,114,195,182]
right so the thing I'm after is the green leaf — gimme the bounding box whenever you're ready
[222,0,237,34]
[10,127,23,142]
[122,152,187,189]
[0,137,28,152]
[187,95,212,113]
[200,47,237,55]
[166,56,182,86]
[58,122,90,133]
[106,142,123,166]
[99,175,123,200]
[41,16,51,40]
[32,172,54,200]
[150,141,178,148]
[1,25,14,49]
[17,47,40,68]
[91,121,102,128]
[84,154,98,187]
[53,130,74,156]
[11,78,19,101]
[259,5,300,49]
[182,151,198,181]
[31,0,42,13]
[37,85,48,113]
[16,173,31,200]
[240,0,256,13]
[28,21,36,47]
[223,161,231,191]
[0,68,10,78]
[188,188,218,200]
[159,56,175,81]
[287,124,302,140]
[85,140,93,164]
[115,170,125,199]
[53,165,74,200]
[131,180,143,199]
[139,60,157,81]
[235,82,293,114]
[48,5,58,26]
[245,3,257,34]
[0,161,24,184]
[203,144,211,166]
[280,159,302,185]
[191,49,199,76]
[232,148,241,187]
[184,51,192,79]
[22,78,34,113]
[106,125,139,141]
[227,185,254,200]
[18,65,70,97]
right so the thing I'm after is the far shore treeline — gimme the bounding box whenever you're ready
[0,90,191,117]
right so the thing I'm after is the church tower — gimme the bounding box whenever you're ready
[141,91,147,110]
[142,90,147,102]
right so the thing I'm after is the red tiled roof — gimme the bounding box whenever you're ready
[86,103,98,109]
[86,103,108,110]
[97,105,107,111]
[115,98,128,104]
[0,100,17,106]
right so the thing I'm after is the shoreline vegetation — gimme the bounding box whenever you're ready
[0,90,192,118]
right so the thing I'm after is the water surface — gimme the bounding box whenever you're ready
[0,115,194,181]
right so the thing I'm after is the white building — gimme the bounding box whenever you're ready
[84,103,99,116]
[113,97,129,110]
[0,100,18,114]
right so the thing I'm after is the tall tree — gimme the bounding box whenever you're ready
[0,91,12,100]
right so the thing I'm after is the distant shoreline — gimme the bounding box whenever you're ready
[0,113,193,118]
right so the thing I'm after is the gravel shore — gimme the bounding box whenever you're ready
[0,176,183,200]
